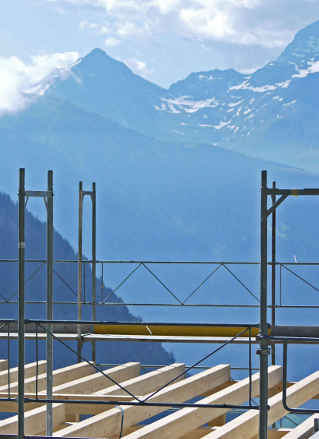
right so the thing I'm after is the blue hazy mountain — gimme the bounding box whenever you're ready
[1,20,319,376]
[0,192,174,368]
[1,100,319,376]
[46,21,319,171]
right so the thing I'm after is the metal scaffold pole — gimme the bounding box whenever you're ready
[77,181,97,364]
[77,181,83,362]
[259,170,269,439]
[91,182,97,364]
[46,170,54,436]
[18,168,25,439]
[271,181,276,365]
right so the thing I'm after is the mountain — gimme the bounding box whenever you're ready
[46,48,173,139]
[46,21,319,171]
[1,20,319,376]
[1,103,319,375]
[0,192,174,368]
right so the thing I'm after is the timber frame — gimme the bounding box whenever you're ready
[0,361,318,438]
[2,168,319,439]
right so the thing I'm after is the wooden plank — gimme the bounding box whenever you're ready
[55,364,231,438]
[179,427,218,439]
[65,363,185,416]
[0,360,8,372]
[282,414,319,439]
[202,369,319,439]
[0,362,140,435]
[181,428,292,439]
[117,365,282,439]
[50,361,142,395]
[0,403,66,435]
[268,429,293,439]
[0,360,47,386]
[0,361,96,393]
[0,393,139,413]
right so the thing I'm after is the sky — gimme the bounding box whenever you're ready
[0,0,319,113]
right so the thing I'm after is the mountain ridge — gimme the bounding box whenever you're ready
[38,19,319,170]
[1,20,319,375]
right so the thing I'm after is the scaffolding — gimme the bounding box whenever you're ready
[1,168,319,438]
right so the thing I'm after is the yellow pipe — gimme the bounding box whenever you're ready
[94,324,263,338]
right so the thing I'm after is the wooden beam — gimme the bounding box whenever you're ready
[266,429,293,439]
[282,414,319,439]
[0,362,140,435]
[0,403,66,435]
[1,363,179,432]
[201,369,319,439]
[55,364,231,438]
[181,428,292,439]
[50,361,142,395]
[0,360,8,372]
[65,363,185,416]
[0,361,97,393]
[116,365,282,439]
[0,360,46,386]
[0,393,140,413]
[179,427,218,439]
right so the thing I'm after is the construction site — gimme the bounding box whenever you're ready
[1,168,319,439]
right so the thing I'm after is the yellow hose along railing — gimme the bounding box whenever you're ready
[93,323,262,337]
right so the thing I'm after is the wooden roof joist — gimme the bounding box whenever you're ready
[282,414,319,438]
[0,362,185,435]
[54,363,231,438]
[0,362,140,435]
[0,360,319,438]
[0,360,46,387]
[201,369,319,438]
[118,366,282,439]
[0,361,97,394]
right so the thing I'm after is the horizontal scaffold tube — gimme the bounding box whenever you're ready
[2,320,319,339]
[271,325,319,338]
[0,320,261,337]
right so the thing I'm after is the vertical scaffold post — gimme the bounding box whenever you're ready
[271,181,276,365]
[259,170,269,439]
[18,168,25,439]
[91,182,96,364]
[46,170,54,436]
[77,182,83,362]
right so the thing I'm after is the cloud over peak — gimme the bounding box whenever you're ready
[0,52,79,114]
[59,0,316,49]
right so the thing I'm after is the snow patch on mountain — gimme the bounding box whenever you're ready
[156,96,220,113]
[214,120,230,130]
[230,80,291,92]
[293,60,319,78]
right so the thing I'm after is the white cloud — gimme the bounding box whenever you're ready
[178,0,290,47]
[104,37,121,47]
[151,0,182,14]
[124,58,152,77]
[180,7,234,40]
[0,52,79,115]
[58,0,308,49]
